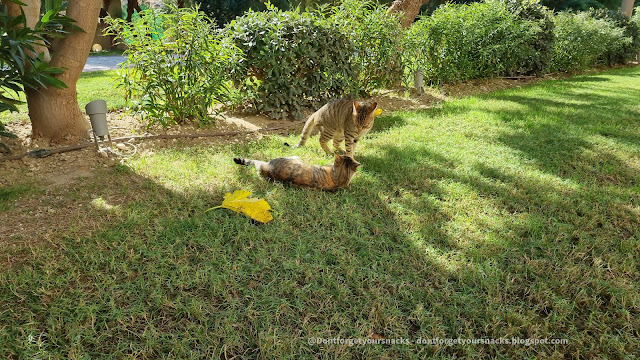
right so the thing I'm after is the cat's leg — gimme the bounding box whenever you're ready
[332,131,345,154]
[319,129,335,155]
[345,134,357,157]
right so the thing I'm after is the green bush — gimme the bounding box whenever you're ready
[551,12,628,72]
[105,6,239,127]
[403,0,543,85]
[588,8,640,64]
[634,9,640,59]
[223,4,357,119]
[329,0,404,93]
[501,0,555,74]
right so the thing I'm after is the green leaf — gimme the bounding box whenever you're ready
[0,142,12,154]
[0,131,18,139]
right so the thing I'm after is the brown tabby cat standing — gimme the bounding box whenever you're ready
[233,153,361,192]
[295,99,378,156]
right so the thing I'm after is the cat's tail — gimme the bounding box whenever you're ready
[233,157,263,168]
[233,157,249,166]
[234,157,270,175]
[295,112,317,148]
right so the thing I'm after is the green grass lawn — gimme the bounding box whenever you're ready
[0,70,125,124]
[1,66,640,358]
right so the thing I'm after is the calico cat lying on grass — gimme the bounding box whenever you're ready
[233,153,361,192]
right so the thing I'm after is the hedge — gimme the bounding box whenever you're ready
[551,12,629,72]
[403,1,546,84]
[224,6,357,120]
[108,1,640,122]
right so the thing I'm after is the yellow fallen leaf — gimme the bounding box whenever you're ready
[374,108,382,116]
[205,190,273,223]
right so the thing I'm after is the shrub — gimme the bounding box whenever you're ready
[635,9,640,59]
[501,0,555,74]
[588,8,640,64]
[105,6,239,127]
[329,0,404,93]
[403,1,543,85]
[551,12,628,72]
[223,4,357,119]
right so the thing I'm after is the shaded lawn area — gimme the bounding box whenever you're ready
[1,66,640,358]
[0,70,125,124]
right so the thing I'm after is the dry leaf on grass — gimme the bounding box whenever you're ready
[205,190,273,223]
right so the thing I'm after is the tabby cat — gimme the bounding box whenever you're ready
[295,99,378,156]
[233,153,361,192]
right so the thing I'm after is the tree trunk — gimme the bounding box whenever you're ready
[177,0,185,8]
[620,0,634,18]
[27,0,102,141]
[388,0,430,29]
[126,0,142,22]
[103,0,123,18]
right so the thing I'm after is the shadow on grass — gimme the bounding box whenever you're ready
[2,68,640,358]
[371,115,407,133]
[437,70,640,187]
[1,155,471,358]
[561,75,610,82]
[0,184,36,212]
[360,139,639,353]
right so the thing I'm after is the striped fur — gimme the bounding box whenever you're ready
[296,98,378,156]
[233,153,361,192]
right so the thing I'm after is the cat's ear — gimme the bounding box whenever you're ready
[353,160,361,168]
[353,101,361,113]
[370,102,378,112]
[334,151,342,161]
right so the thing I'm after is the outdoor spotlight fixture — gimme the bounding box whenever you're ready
[414,70,424,95]
[85,99,111,150]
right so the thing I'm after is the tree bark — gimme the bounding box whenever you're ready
[126,0,142,22]
[620,0,634,18]
[26,0,102,141]
[388,0,430,29]
[103,0,123,18]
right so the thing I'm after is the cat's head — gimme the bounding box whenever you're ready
[352,101,379,132]
[334,152,361,171]
[333,153,361,187]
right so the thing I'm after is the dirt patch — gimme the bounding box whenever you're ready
[0,110,294,260]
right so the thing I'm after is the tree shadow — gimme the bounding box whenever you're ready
[561,75,610,83]
[438,71,640,187]
[371,115,407,133]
